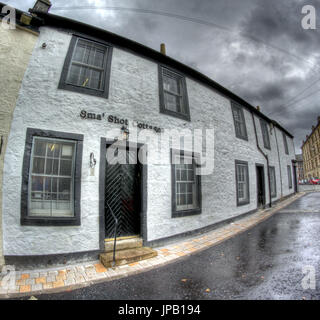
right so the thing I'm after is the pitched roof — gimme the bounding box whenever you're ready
[1,2,294,138]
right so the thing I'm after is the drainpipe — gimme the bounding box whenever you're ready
[251,111,272,208]
[273,124,283,197]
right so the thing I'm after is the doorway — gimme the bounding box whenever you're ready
[256,164,265,208]
[104,144,142,238]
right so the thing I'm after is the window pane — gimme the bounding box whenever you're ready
[59,178,71,194]
[164,92,181,113]
[94,49,105,68]
[45,159,59,175]
[90,69,103,90]
[32,157,45,174]
[60,160,72,176]
[163,75,179,94]
[31,176,44,192]
[28,137,76,218]
[34,140,46,156]
[67,64,81,85]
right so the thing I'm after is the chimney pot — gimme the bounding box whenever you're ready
[256,106,260,112]
[160,43,166,55]
[31,0,52,13]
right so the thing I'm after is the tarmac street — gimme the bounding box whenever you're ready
[23,192,320,300]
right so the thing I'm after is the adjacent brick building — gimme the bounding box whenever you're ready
[301,116,320,179]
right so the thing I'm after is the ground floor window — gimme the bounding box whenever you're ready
[21,128,83,226]
[235,160,250,206]
[269,166,277,198]
[171,149,201,218]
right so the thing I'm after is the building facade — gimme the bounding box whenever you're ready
[302,116,320,179]
[1,5,297,266]
[0,4,39,266]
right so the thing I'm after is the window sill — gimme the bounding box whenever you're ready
[172,208,201,218]
[21,216,80,226]
[58,83,109,99]
[237,200,250,207]
[160,108,191,122]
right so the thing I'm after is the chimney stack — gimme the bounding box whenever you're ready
[160,43,166,55]
[256,106,260,112]
[31,0,52,13]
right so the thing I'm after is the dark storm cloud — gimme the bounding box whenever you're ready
[6,0,320,152]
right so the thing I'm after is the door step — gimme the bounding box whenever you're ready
[104,237,143,253]
[100,247,158,268]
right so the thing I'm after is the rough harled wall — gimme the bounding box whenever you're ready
[2,26,296,256]
[0,26,38,265]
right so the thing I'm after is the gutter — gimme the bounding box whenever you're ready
[251,112,272,208]
[273,127,283,198]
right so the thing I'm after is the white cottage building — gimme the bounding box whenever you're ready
[1,5,297,267]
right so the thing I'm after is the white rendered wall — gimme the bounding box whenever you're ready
[2,27,296,255]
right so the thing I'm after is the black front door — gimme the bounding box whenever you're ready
[256,164,265,208]
[292,161,298,193]
[105,145,141,238]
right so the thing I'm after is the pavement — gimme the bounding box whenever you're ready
[0,192,307,299]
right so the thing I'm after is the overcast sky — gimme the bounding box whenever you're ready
[6,0,320,153]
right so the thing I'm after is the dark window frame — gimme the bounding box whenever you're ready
[171,149,201,218]
[58,34,113,99]
[21,128,83,226]
[158,65,191,121]
[269,165,277,198]
[260,119,271,150]
[287,165,292,189]
[231,101,248,141]
[235,160,250,206]
[282,131,289,155]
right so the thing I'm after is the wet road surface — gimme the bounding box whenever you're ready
[29,192,320,300]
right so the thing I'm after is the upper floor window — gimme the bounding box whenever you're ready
[59,35,113,98]
[231,102,248,140]
[260,119,271,150]
[283,132,289,155]
[159,66,190,121]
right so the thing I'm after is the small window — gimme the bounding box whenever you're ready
[59,35,112,98]
[235,160,250,206]
[171,149,201,217]
[269,166,277,198]
[287,165,292,189]
[231,102,248,140]
[159,66,190,121]
[21,128,83,226]
[283,132,289,155]
[260,119,271,149]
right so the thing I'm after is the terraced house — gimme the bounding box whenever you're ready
[0,1,297,268]
[301,116,320,179]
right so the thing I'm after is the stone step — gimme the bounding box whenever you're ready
[100,247,158,268]
[104,237,143,253]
